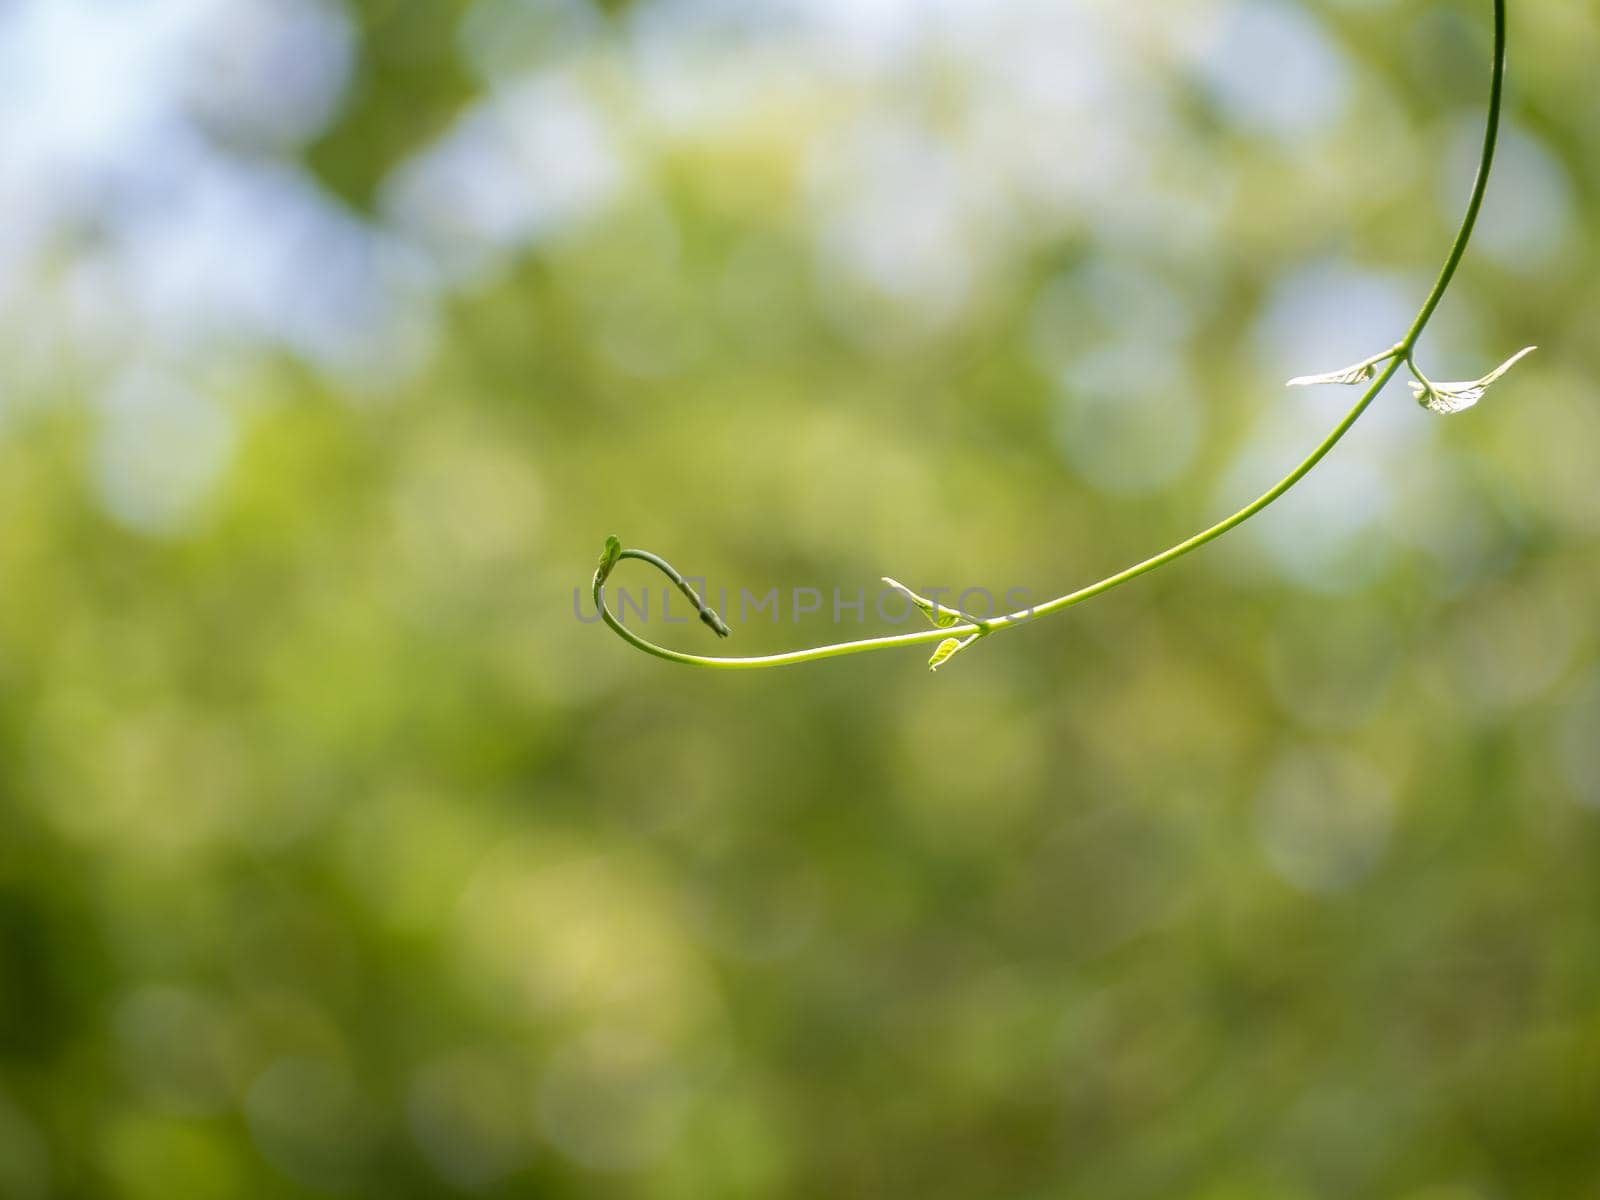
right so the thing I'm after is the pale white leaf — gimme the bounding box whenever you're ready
[1410,346,1536,416]
[1286,359,1377,388]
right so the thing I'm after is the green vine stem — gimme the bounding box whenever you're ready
[593,0,1520,671]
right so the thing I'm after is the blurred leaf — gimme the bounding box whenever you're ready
[305,1,479,209]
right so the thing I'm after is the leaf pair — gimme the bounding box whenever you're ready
[883,578,992,671]
[1288,346,1537,416]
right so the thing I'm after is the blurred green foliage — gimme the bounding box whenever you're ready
[2,0,1600,1197]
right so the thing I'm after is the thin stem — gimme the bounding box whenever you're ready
[593,0,1508,670]
[1018,356,1406,625]
[1398,0,1505,355]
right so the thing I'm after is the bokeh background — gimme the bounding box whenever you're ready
[2,0,1598,1196]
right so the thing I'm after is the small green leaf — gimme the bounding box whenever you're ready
[884,578,963,628]
[927,635,978,672]
[595,535,623,585]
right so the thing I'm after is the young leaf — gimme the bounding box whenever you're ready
[595,535,623,586]
[1409,346,1537,415]
[883,577,963,628]
[928,635,977,672]
[1286,355,1385,388]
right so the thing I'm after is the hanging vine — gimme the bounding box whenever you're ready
[592,0,1531,672]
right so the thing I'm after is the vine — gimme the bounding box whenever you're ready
[591,0,1532,672]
